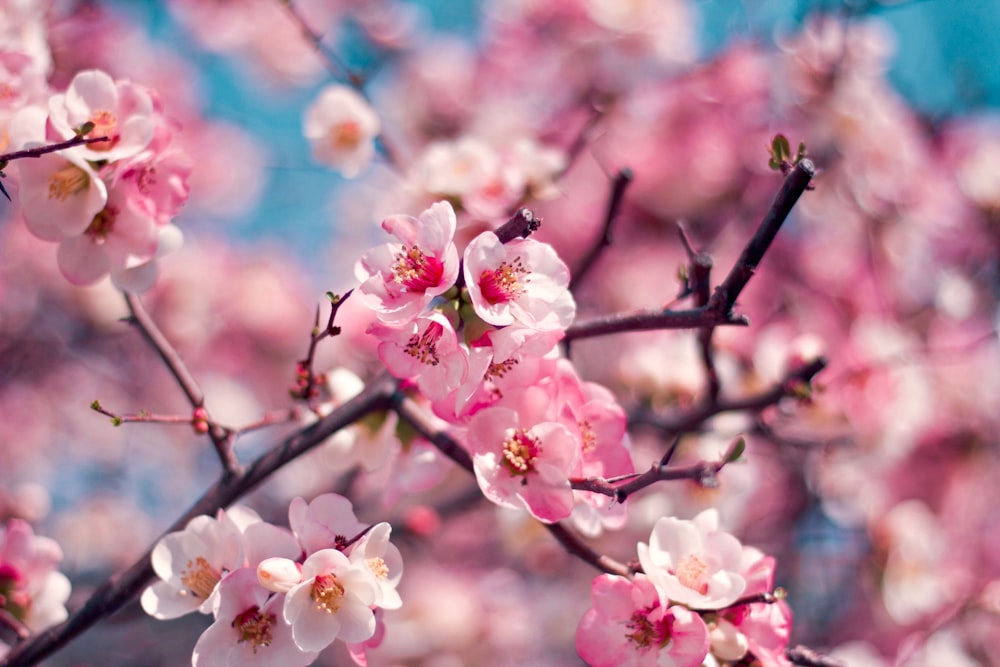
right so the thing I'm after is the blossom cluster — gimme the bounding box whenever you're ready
[355,199,633,528]
[140,493,401,667]
[0,520,71,660]
[576,510,792,667]
[3,65,190,291]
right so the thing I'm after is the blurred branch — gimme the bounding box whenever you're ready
[570,167,633,291]
[0,373,396,667]
[630,356,827,435]
[124,292,239,473]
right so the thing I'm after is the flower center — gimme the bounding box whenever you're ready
[501,428,541,476]
[579,420,597,452]
[85,205,118,240]
[329,120,362,151]
[404,322,443,366]
[180,556,221,599]
[366,557,389,581]
[47,162,90,201]
[311,573,346,614]
[87,109,118,151]
[392,245,444,292]
[478,257,527,305]
[674,554,710,595]
[625,603,673,650]
[486,358,518,380]
[232,605,275,654]
[0,567,30,622]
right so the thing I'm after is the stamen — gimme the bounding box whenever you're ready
[674,554,710,594]
[392,245,444,291]
[501,429,541,476]
[479,257,527,305]
[311,573,346,614]
[404,322,443,366]
[47,163,90,201]
[366,557,389,581]
[232,605,275,654]
[180,556,221,599]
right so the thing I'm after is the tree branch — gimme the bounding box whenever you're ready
[564,160,815,342]
[0,373,396,667]
[124,292,240,473]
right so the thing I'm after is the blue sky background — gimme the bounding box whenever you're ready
[106,0,1000,266]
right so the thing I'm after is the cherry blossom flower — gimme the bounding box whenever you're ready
[576,574,710,667]
[463,231,576,331]
[283,548,380,651]
[141,506,260,619]
[8,105,108,242]
[193,568,316,667]
[303,84,380,178]
[0,519,71,635]
[637,508,746,610]
[356,200,460,324]
[54,178,159,286]
[369,310,468,400]
[347,522,403,611]
[466,404,579,522]
[47,69,155,163]
[288,494,366,557]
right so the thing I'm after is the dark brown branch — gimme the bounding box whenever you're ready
[494,207,542,244]
[390,389,631,577]
[708,159,815,316]
[570,167,633,290]
[124,293,239,473]
[0,374,396,667]
[0,135,110,164]
[565,159,815,343]
[564,307,749,341]
[570,436,743,501]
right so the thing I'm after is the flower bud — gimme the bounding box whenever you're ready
[709,618,749,662]
[257,557,302,594]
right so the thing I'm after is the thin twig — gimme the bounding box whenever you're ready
[123,292,239,473]
[0,135,110,164]
[629,357,827,435]
[570,167,633,291]
[565,159,815,342]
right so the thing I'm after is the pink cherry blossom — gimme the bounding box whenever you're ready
[370,310,468,400]
[47,69,155,163]
[9,105,108,242]
[0,519,71,634]
[347,522,403,611]
[288,494,366,557]
[303,84,380,178]
[356,200,460,323]
[637,508,746,610]
[140,506,259,619]
[193,568,317,667]
[55,178,159,287]
[576,573,710,667]
[283,548,380,651]
[466,405,579,522]
[463,231,576,330]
